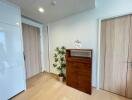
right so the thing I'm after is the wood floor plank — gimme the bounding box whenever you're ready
[11,72,131,100]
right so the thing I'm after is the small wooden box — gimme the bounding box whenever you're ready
[66,49,92,94]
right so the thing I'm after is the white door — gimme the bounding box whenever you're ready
[0,22,26,100]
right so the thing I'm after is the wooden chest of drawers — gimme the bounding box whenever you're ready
[66,49,92,94]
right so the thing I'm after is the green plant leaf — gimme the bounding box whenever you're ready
[55,47,59,52]
[61,63,66,68]
[60,57,64,61]
[58,50,61,54]
[53,46,66,76]
[55,58,58,62]
[53,64,57,67]
[54,53,57,57]
[61,46,66,50]
[57,67,61,70]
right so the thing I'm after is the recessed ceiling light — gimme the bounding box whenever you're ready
[38,7,45,13]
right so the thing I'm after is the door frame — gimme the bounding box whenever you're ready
[21,16,44,73]
[97,12,132,90]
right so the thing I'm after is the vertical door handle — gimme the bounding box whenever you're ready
[23,52,26,61]
[127,61,132,68]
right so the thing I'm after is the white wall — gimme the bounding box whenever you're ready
[43,26,50,72]
[47,0,132,87]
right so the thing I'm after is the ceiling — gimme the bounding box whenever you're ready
[7,0,95,24]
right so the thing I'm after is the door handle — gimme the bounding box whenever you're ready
[127,61,132,63]
[23,52,26,61]
[127,61,132,68]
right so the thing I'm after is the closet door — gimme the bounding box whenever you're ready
[0,22,26,100]
[103,15,130,96]
[22,23,41,79]
[126,15,132,98]
[100,20,106,89]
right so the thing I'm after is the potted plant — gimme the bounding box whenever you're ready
[53,46,66,82]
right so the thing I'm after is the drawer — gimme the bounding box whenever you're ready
[67,63,79,68]
[77,63,91,69]
[67,79,78,89]
[66,57,92,63]
[78,83,91,94]
[67,73,78,80]
[78,75,91,83]
[78,70,91,76]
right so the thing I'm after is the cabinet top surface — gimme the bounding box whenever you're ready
[66,49,92,51]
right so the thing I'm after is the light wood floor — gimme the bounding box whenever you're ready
[11,72,131,100]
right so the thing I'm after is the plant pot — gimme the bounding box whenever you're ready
[59,76,63,82]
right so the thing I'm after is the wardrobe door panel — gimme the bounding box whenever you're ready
[126,15,132,98]
[104,15,130,96]
[104,18,115,93]
[22,23,41,79]
[0,22,26,100]
[126,66,132,98]
[100,21,106,89]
